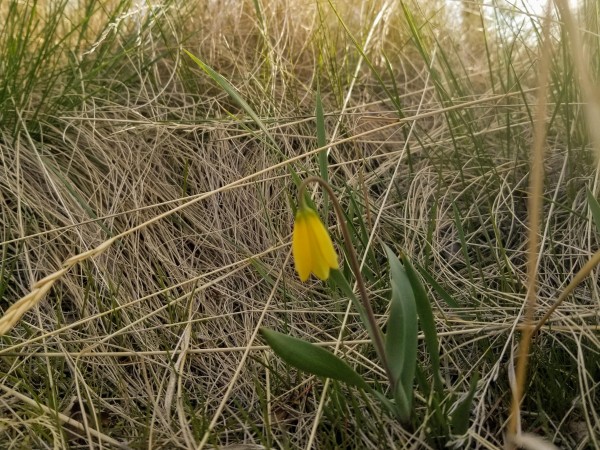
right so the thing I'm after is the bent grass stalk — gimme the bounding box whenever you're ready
[0,239,115,334]
[533,248,600,334]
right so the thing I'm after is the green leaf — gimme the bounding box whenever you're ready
[371,389,401,417]
[328,269,378,344]
[315,84,329,216]
[41,155,113,238]
[586,188,600,235]
[416,264,461,310]
[382,244,417,421]
[414,364,448,434]
[183,49,275,146]
[401,253,443,396]
[316,83,328,182]
[450,372,479,436]
[452,201,474,287]
[259,327,368,390]
[184,48,303,192]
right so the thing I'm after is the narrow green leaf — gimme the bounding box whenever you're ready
[316,83,328,182]
[414,364,448,434]
[260,327,368,390]
[328,270,377,348]
[184,48,303,188]
[452,201,474,286]
[41,156,113,238]
[450,372,479,436]
[382,244,417,418]
[183,49,274,145]
[400,2,430,66]
[371,390,401,418]
[315,84,329,216]
[326,0,404,117]
[401,253,443,396]
[416,263,461,310]
[586,188,600,234]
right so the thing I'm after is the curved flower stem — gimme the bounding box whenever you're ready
[299,176,394,388]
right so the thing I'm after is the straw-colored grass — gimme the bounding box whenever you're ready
[0,0,598,448]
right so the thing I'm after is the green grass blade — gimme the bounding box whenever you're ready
[586,188,600,234]
[183,49,275,146]
[328,269,374,344]
[450,371,479,436]
[316,84,329,216]
[316,83,328,183]
[416,264,462,310]
[41,156,113,238]
[452,201,475,294]
[326,0,404,116]
[260,327,368,390]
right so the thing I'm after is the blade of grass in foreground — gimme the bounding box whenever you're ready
[183,48,306,198]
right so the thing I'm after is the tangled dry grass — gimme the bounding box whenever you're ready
[0,0,598,448]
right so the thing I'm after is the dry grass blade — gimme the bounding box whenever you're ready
[0,385,131,449]
[533,248,600,334]
[507,3,553,444]
[1,0,598,448]
[0,121,404,335]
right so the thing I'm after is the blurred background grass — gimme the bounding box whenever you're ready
[0,0,598,448]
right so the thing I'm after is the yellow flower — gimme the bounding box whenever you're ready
[292,206,339,281]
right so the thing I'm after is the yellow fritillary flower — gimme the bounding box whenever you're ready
[292,205,339,281]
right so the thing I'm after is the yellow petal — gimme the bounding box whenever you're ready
[292,211,312,281]
[297,208,337,280]
[306,209,339,271]
[311,249,331,280]
[293,206,339,282]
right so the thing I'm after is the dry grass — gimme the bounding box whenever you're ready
[0,0,599,448]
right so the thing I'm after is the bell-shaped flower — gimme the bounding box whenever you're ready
[292,206,339,281]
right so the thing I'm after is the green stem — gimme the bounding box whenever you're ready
[298,176,394,388]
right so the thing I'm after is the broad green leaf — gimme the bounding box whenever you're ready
[401,253,443,396]
[392,378,412,423]
[450,372,479,436]
[382,244,417,420]
[259,327,368,390]
[586,188,600,235]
